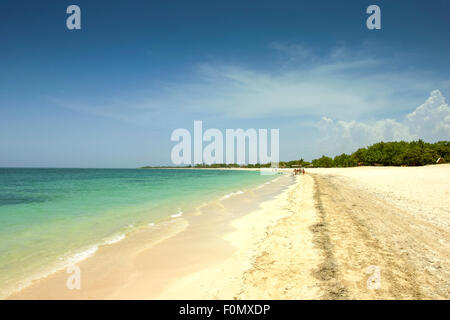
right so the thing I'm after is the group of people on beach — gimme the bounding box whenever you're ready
[293,168,305,175]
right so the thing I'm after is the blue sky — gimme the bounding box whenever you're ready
[1,0,449,167]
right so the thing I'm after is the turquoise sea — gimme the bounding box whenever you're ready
[0,168,276,297]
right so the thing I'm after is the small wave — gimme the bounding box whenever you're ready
[1,244,101,299]
[171,208,183,218]
[103,234,126,245]
[148,223,155,227]
[65,245,99,266]
[221,190,244,200]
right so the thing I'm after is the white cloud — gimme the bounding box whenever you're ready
[316,90,450,156]
[406,90,450,141]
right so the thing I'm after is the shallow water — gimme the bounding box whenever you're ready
[0,168,277,296]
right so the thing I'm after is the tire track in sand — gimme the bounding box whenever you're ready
[311,174,433,299]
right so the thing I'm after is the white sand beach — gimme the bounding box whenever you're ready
[10,165,450,299]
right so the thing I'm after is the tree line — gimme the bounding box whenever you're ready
[310,140,449,168]
[141,140,449,169]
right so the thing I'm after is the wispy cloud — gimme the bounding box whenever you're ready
[49,43,450,151]
[51,44,448,123]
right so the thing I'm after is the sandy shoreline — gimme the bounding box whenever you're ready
[8,173,292,299]
[158,165,449,299]
[157,173,322,299]
[8,165,450,299]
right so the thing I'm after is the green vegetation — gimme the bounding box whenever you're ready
[141,163,274,169]
[311,140,449,168]
[141,140,449,169]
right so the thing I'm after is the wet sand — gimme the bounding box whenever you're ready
[159,165,450,299]
[9,174,292,299]
[157,173,322,299]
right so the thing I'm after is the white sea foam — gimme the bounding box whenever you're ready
[103,234,126,245]
[171,208,183,218]
[0,244,102,299]
[65,245,99,266]
[221,190,244,200]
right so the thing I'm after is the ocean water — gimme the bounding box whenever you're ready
[0,168,276,296]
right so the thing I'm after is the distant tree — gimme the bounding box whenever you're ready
[333,153,357,167]
[311,155,334,168]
